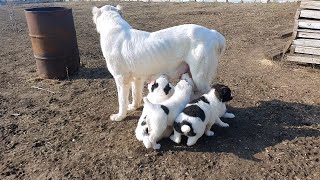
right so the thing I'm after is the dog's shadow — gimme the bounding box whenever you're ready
[71,67,113,80]
[159,100,320,160]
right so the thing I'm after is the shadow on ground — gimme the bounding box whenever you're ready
[160,100,320,160]
[72,67,113,80]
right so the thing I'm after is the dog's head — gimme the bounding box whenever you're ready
[148,75,174,98]
[212,84,233,102]
[92,5,123,32]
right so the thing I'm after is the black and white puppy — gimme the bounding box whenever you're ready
[135,75,174,142]
[140,73,194,149]
[170,84,235,146]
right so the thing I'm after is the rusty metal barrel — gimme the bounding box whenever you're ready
[25,7,80,79]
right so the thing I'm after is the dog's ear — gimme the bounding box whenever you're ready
[92,6,101,25]
[92,6,100,16]
[116,5,122,12]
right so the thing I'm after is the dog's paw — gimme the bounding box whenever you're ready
[153,143,161,150]
[110,113,125,121]
[223,112,235,119]
[205,130,214,136]
[127,103,138,111]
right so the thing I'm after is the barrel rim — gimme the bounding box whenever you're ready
[25,7,70,13]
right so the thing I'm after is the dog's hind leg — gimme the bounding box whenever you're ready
[110,76,130,121]
[128,78,144,111]
[187,45,214,99]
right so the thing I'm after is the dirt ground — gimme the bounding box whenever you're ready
[0,1,320,179]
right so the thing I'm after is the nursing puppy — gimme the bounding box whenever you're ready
[146,75,175,104]
[141,74,194,150]
[135,75,174,142]
[170,84,235,146]
[92,5,226,121]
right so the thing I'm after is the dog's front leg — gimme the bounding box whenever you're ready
[128,78,144,111]
[110,76,130,121]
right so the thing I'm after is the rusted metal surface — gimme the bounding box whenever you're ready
[25,7,80,79]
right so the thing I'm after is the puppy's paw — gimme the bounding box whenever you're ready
[223,112,235,119]
[143,136,152,149]
[170,134,181,144]
[205,130,214,136]
[153,143,161,150]
[110,113,125,121]
[220,122,229,128]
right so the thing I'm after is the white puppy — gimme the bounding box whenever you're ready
[140,74,194,150]
[92,5,226,121]
[135,75,174,142]
[170,84,235,146]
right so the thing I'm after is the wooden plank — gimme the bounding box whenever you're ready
[300,9,320,20]
[279,29,293,39]
[301,1,320,11]
[281,6,301,57]
[264,45,284,61]
[297,28,320,33]
[298,19,320,29]
[297,31,320,39]
[287,55,320,64]
[293,39,320,48]
[294,46,320,56]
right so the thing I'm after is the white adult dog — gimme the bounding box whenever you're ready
[135,75,174,142]
[170,84,235,146]
[92,5,226,121]
[140,73,194,150]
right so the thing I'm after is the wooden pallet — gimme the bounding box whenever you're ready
[284,1,320,65]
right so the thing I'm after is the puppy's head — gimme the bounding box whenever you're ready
[148,75,174,97]
[92,5,123,31]
[212,84,233,102]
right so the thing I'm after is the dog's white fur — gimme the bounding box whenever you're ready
[92,5,226,121]
[140,74,194,149]
[135,75,174,142]
[170,85,235,146]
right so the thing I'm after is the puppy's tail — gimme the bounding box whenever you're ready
[174,120,194,136]
[181,124,191,134]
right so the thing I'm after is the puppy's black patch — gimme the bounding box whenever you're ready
[151,82,159,92]
[141,115,147,126]
[174,120,196,136]
[212,84,233,102]
[163,83,171,95]
[160,105,169,115]
[190,96,209,104]
[141,120,146,126]
[183,105,205,121]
